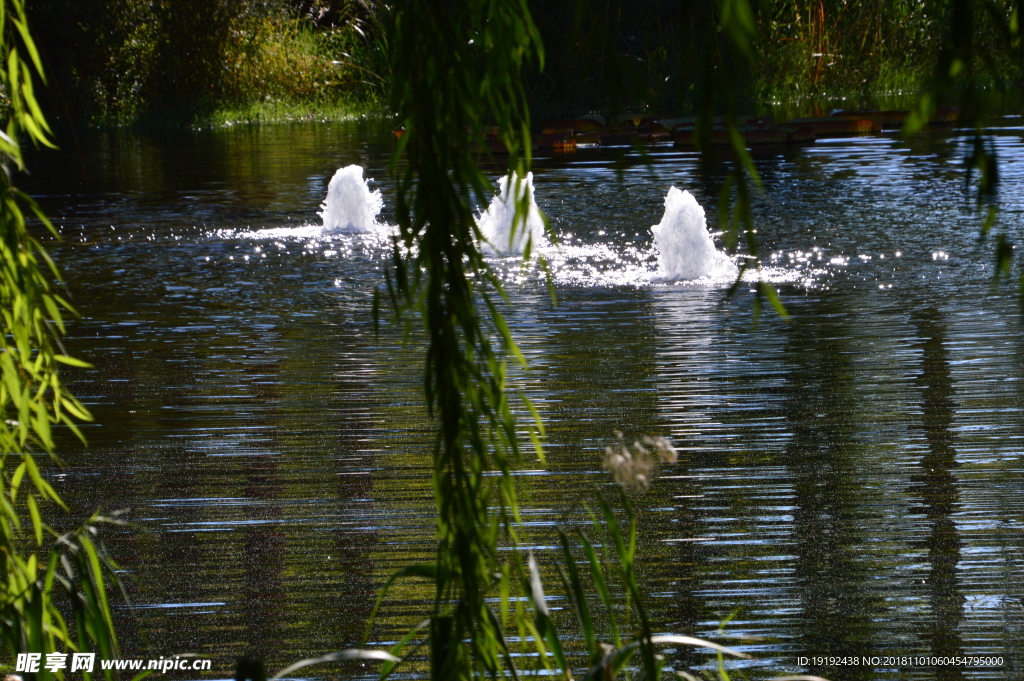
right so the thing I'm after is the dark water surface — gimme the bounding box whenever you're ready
[22,120,1024,680]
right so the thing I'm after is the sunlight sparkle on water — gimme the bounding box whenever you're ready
[209,176,868,291]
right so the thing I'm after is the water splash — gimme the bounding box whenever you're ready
[651,187,737,281]
[478,172,546,256]
[320,165,383,234]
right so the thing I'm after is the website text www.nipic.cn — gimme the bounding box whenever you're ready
[16,653,212,674]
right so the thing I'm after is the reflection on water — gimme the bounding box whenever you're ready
[21,121,1024,679]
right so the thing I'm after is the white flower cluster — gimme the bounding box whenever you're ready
[602,431,678,491]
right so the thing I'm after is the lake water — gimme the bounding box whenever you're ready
[23,120,1024,680]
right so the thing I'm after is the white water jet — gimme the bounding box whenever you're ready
[320,165,383,234]
[651,187,738,281]
[478,171,545,256]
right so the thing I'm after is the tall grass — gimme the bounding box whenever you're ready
[753,0,1022,105]
[524,0,1023,117]
[273,459,763,679]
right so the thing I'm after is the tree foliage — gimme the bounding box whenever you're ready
[0,0,121,675]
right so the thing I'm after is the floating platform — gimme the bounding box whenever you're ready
[788,117,882,136]
[478,106,963,154]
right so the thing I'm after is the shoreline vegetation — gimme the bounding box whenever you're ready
[24,1,1022,131]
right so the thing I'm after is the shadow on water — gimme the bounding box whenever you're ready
[908,308,964,681]
[782,300,881,680]
[241,457,287,661]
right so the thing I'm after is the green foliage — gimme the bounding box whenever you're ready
[26,0,387,124]
[0,170,90,456]
[755,0,940,102]
[0,0,122,675]
[219,3,389,116]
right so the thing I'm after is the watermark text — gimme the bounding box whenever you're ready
[16,653,212,674]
